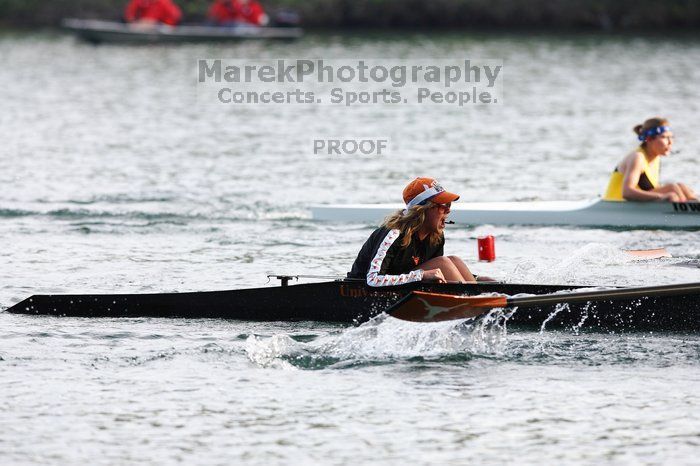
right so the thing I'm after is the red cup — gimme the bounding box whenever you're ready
[477,235,496,262]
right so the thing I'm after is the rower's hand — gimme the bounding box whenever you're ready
[475,275,497,282]
[422,269,446,283]
[659,192,681,202]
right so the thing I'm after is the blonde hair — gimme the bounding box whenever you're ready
[634,117,670,147]
[381,201,442,248]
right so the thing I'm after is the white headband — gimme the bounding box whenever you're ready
[402,184,444,215]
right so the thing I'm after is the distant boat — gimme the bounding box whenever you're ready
[61,18,303,44]
[311,199,700,229]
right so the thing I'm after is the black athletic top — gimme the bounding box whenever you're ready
[348,227,444,286]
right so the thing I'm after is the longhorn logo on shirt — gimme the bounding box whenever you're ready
[412,255,420,265]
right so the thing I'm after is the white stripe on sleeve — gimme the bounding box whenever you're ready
[366,229,424,287]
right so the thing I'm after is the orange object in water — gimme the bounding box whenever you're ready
[478,235,496,262]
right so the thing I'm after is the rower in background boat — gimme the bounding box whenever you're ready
[348,177,480,286]
[208,0,270,26]
[603,118,697,202]
[124,0,182,26]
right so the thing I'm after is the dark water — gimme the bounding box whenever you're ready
[1,30,699,464]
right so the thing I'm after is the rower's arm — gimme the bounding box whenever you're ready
[366,229,424,287]
[622,154,665,201]
[367,269,424,287]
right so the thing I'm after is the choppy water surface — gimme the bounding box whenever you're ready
[1,30,700,464]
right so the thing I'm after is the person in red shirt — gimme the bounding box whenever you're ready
[125,0,183,26]
[208,0,269,26]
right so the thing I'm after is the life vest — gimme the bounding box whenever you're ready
[208,0,267,25]
[124,0,182,26]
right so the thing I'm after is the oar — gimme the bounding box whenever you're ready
[387,282,700,323]
[623,248,671,259]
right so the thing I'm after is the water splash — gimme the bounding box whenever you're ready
[244,334,303,370]
[539,303,570,333]
[244,313,512,370]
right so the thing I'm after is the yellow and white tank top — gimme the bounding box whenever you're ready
[603,147,660,201]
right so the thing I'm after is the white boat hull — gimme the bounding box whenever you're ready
[311,199,700,228]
